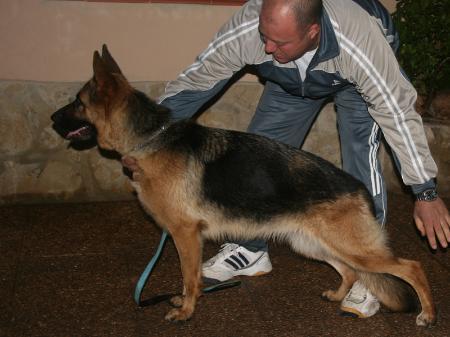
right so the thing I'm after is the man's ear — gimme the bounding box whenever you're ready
[101,44,123,75]
[93,50,116,94]
[307,23,320,41]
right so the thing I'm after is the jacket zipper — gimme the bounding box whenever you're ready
[294,62,305,96]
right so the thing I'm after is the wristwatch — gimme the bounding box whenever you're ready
[415,188,438,202]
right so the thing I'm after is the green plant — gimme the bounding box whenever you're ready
[393,0,450,102]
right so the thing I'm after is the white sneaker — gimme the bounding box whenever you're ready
[202,243,273,282]
[340,280,380,318]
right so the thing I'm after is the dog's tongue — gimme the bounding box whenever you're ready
[67,126,89,139]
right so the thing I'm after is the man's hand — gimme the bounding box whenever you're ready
[121,155,142,181]
[414,197,450,249]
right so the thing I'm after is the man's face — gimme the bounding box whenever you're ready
[259,5,319,64]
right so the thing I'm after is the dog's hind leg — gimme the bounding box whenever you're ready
[287,230,358,302]
[321,259,358,302]
[380,258,435,327]
[164,224,203,322]
[343,254,436,326]
[301,196,434,326]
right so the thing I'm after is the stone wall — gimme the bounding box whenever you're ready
[0,80,449,204]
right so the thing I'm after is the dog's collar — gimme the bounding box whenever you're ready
[132,123,170,152]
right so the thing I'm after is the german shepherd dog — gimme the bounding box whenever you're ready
[51,45,436,327]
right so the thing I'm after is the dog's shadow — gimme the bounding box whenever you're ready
[138,279,242,308]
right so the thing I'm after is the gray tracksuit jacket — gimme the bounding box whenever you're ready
[159,0,437,191]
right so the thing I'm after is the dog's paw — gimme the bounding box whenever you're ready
[165,308,192,322]
[321,290,342,302]
[169,295,184,308]
[416,310,436,327]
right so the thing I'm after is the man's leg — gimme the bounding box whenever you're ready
[202,81,327,282]
[334,85,386,318]
[335,87,387,224]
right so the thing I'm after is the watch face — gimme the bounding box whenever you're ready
[417,189,438,201]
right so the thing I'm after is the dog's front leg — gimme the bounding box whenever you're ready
[165,226,203,322]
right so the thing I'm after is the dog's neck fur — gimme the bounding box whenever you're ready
[121,90,172,155]
[131,123,171,153]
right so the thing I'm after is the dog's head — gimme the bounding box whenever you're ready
[51,45,136,152]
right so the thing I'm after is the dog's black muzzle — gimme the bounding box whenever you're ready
[51,98,96,142]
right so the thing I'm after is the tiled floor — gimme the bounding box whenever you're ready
[1,193,449,337]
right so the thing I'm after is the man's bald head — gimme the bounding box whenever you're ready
[261,0,322,30]
[259,0,322,63]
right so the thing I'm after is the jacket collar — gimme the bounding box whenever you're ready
[309,8,339,68]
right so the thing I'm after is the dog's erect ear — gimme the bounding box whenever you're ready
[102,44,122,75]
[93,50,116,93]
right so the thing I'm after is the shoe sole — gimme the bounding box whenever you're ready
[248,270,271,277]
[340,306,369,319]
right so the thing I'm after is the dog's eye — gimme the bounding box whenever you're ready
[74,96,85,112]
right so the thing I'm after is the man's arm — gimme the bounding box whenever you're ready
[334,8,450,248]
[158,0,264,120]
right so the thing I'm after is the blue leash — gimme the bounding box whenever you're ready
[134,230,241,306]
[133,230,169,305]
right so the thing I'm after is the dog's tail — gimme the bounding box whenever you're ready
[359,271,418,312]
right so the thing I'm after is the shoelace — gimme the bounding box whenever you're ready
[346,291,367,304]
[346,283,368,303]
[211,243,239,262]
